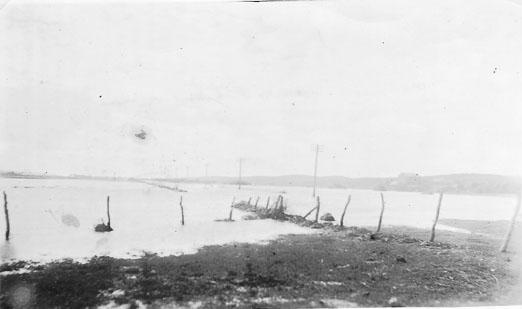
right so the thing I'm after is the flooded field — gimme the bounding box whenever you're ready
[0,178,519,263]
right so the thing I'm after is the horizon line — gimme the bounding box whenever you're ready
[1,170,520,180]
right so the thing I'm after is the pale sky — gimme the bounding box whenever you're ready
[1,0,522,178]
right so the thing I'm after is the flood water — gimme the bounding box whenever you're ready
[0,178,519,263]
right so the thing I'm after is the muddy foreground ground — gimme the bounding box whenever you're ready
[1,218,521,308]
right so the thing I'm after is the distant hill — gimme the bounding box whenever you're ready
[2,171,520,195]
[157,173,522,195]
[378,173,522,195]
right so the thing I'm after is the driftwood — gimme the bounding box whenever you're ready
[180,196,185,225]
[500,193,521,252]
[429,192,444,242]
[232,197,349,230]
[3,191,10,241]
[340,195,352,227]
[376,192,385,233]
[272,195,285,218]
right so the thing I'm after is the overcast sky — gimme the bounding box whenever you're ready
[1,0,522,178]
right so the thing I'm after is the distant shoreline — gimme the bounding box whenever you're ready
[1,171,520,196]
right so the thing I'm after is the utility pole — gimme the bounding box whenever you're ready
[312,144,320,197]
[238,158,243,190]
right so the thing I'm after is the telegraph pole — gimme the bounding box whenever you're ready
[238,158,243,190]
[312,144,320,197]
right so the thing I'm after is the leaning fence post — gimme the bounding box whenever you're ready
[3,191,10,241]
[315,196,321,223]
[429,192,444,242]
[500,193,521,252]
[376,192,385,233]
[303,206,317,219]
[229,197,235,221]
[265,196,270,209]
[179,196,185,225]
[247,197,252,206]
[340,195,351,227]
[254,196,260,209]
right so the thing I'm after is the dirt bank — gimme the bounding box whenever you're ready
[1,219,520,308]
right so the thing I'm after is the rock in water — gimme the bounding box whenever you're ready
[94,223,113,232]
[320,213,335,221]
[388,297,403,307]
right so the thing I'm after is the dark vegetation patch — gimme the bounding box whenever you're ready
[1,225,518,308]
[1,200,519,308]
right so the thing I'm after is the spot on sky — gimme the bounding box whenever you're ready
[135,130,147,140]
[61,213,80,228]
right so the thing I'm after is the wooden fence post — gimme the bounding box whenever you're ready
[500,193,521,252]
[247,197,252,206]
[273,195,282,211]
[3,191,10,241]
[106,195,111,229]
[315,196,321,223]
[254,196,260,208]
[229,197,235,221]
[376,192,385,233]
[429,192,444,242]
[340,195,351,227]
[265,197,270,209]
[180,196,185,225]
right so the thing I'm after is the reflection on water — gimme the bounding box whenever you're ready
[1,242,16,261]
[0,178,518,263]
